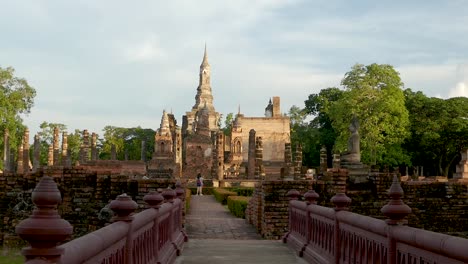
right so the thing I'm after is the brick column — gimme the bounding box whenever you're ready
[53,127,60,165]
[33,134,40,171]
[91,132,98,161]
[61,132,68,167]
[22,128,30,173]
[247,129,256,179]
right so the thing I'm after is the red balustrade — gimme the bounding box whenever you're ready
[15,176,187,264]
[284,176,468,264]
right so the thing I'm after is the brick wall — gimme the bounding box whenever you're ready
[246,180,312,239]
[0,168,177,247]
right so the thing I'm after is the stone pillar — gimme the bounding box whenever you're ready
[23,128,30,172]
[320,145,327,173]
[454,149,468,179]
[17,144,24,174]
[33,134,40,171]
[91,132,97,161]
[141,140,146,162]
[3,128,10,172]
[294,143,302,179]
[247,129,256,179]
[216,133,224,180]
[284,143,294,179]
[124,149,128,161]
[111,144,117,160]
[61,132,68,167]
[255,136,264,179]
[53,127,60,165]
[47,145,53,166]
[332,151,341,169]
[81,129,90,163]
[332,168,348,194]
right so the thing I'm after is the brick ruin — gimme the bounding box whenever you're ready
[246,169,468,240]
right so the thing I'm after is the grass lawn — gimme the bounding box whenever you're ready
[0,248,23,264]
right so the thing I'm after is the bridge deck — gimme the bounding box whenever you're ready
[175,195,307,264]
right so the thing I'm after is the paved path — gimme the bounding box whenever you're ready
[175,195,307,264]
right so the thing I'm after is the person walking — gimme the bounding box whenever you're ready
[196,173,204,195]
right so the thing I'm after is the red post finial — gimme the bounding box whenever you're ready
[15,176,73,263]
[109,193,138,222]
[162,188,176,203]
[175,180,185,200]
[381,175,412,225]
[286,189,300,200]
[144,190,164,209]
[304,189,319,205]
[331,193,351,211]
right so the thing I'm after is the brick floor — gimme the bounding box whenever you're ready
[176,195,308,264]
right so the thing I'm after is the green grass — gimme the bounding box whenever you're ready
[0,248,23,264]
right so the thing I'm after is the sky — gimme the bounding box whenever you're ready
[1,0,467,138]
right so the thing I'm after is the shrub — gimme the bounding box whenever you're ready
[230,187,254,196]
[212,188,237,204]
[227,196,250,218]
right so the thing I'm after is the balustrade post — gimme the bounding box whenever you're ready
[109,193,137,264]
[144,190,164,261]
[331,192,351,264]
[282,189,301,243]
[175,181,188,242]
[302,190,319,256]
[381,175,411,264]
[162,188,179,253]
[15,176,73,263]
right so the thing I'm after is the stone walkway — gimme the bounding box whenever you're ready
[175,195,307,264]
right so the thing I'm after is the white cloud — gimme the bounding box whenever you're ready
[123,35,166,62]
[448,82,467,98]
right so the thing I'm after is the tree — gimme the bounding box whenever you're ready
[304,87,343,167]
[0,66,36,169]
[100,126,155,160]
[404,89,468,176]
[328,64,410,166]
[288,105,320,166]
[37,122,67,165]
[37,122,83,165]
[222,113,234,135]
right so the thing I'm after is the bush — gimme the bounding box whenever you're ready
[212,188,237,204]
[229,187,254,196]
[227,196,250,218]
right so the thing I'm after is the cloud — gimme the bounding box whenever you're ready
[448,82,467,98]
[122,35,166,62]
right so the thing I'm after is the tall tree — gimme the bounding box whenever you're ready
[288,105,320,166]
[328,64,410,166]
[0,66,36,169]
[222,113,234,135]
[304,87,343,166]
[37,122,67,165]
[100,126,155,160]
[404,89,468,176]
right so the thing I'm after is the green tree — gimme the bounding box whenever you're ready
[222,113,234,135]
[304,87,343,166]
[100,126,155,160]
[288,105,320,166]
[328,64,410,166]
[0,66,36,169]
[404,89,468,176]
[38,122,67,165]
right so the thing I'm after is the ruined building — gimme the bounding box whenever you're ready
[151,47,291,179]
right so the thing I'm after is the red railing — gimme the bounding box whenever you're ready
[284,176,468,264]
[15,176,187,264]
